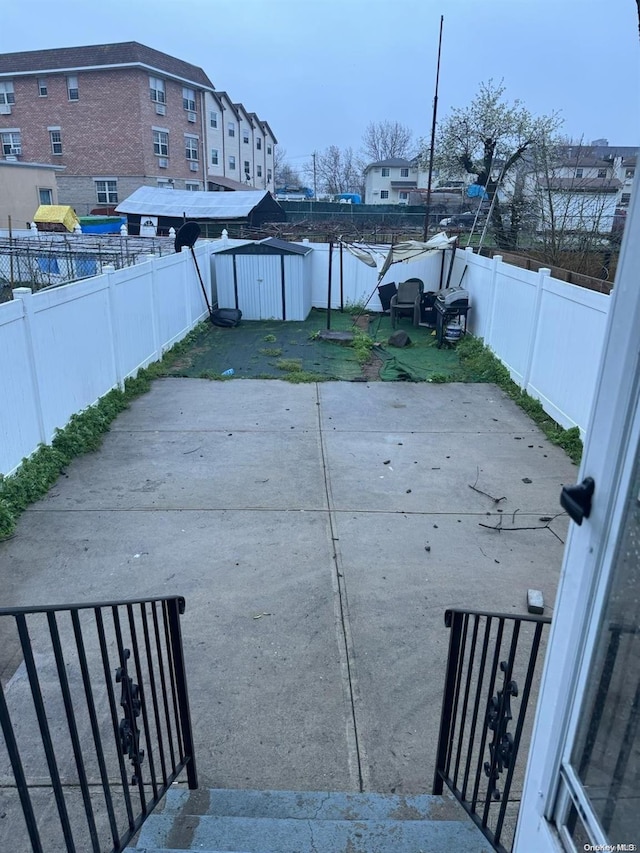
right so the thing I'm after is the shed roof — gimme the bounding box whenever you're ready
[216,237,312,256]
[116,186,273,219]
[32,205,79,231]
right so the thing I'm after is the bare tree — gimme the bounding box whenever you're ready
[526,136,622,274]
[426,80,560,249]
[305,146,362,196]
[273,148,302,188]
[361,121,415,162]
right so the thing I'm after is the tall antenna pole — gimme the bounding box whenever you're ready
[422,15,444,242]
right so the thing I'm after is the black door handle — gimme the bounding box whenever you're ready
[560,477,595,525]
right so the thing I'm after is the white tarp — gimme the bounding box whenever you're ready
[377,234,457,280]
[342,233,456,280]
[116,186,270,219]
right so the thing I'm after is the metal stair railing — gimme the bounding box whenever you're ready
[0,595,197,852]
[433,607,551,853]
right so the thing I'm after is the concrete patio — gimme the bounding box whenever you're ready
[0,377,576,806]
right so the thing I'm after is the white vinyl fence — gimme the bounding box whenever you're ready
[1,237,610,476]
[451,247,610,435]
[0,242,212,475]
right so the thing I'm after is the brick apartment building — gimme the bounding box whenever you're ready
[0,42,276,215]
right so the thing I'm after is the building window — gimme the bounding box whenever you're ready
[149,76,165,103]
[380,190,389,199]
[228,122,235,138]
[95,180,118,204]
[267,168,272,183]
[38,79,48,97]
[185,136,198,160]
[597,168,607,178]
[38,188,53,205]
[400,168,409,177]
[256,138,262,150]
[621,193,632,206]
[1,131,21,155]
[210,111,218,128]
[229,155,236,170]
[399,191,408,200]
[243,159,250,175]
[182,87,196,111]
[574,168,583,178]
[256,165,262,178]
[49,129,62,155]
[67,75,79,101]
[185,182,200,191]
[381,168,389,177]
[157,179,174,189]
[625,168,635,179]
[267,144,272,155]
[243,128,249,144]
[211,148,219,165]
[0,81,15,106]
[153,130,169,156]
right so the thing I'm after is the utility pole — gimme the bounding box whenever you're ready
[312,151,317,199]
[422,15,444,242]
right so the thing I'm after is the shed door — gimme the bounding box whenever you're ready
[235,254,283,320]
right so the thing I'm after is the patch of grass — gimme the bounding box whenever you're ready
[276,358,303,373]
[457,335,583,464]
[351,330,375,364]
[263,334,277,342]
[284,372,328,384]
[259,347,282,357]
[344,299,368,315]
[0,326,209,541]
[428,373,452,383]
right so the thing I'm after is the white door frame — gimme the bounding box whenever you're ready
[515,182,640,851]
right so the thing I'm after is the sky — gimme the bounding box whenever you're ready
[1,0,638,168]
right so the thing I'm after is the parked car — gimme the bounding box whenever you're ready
[439,212,478,229]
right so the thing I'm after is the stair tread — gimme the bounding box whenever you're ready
[138,813,493,853]
[160,786,465,821]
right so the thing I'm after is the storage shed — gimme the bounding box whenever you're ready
[115,186,286,237]
[214,238,313,321]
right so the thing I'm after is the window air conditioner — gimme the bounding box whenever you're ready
[187,111,196,123]
[189,161,198,171]
[155,103,166,115]
[0,104,11,115]
[158,158,168,168]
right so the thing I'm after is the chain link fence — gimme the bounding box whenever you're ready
[0,233,177,302]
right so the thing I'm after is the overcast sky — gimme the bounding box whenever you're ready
[1,0,638,167]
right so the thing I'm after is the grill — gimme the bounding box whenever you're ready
[435,287,471,347]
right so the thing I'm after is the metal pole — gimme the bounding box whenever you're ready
[327,240,333,329]
[422,15,444,242]
[339,239,344,312]
[8,215,14,288]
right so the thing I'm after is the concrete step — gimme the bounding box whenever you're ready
[137,814,491,852]
[132,787,493,853]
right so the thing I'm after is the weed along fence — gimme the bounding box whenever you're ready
[0,243,212,476]
[453,247,610,435]
[1,237,610,477]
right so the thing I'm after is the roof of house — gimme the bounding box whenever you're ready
[365,158,413,171]
[0,42,214,89]
[115,186,274,219]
